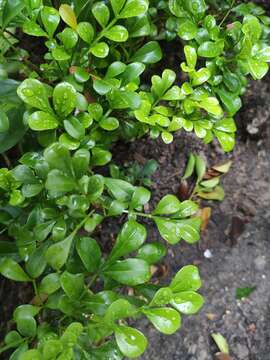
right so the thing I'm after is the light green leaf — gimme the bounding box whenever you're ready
[90,42,109,58]
[170,265,201,293]
[0,258,31,282]
[144,308,181,334]
[53,82,77,118]
[17,79,51,112]
[115,326,147,358]
[153,194,181,215]
[92,2,110,28]
[41,6,60,38]
[171,291,204,314]
[28,111,58,131]
[104,25,128,42]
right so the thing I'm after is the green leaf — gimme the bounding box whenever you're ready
[198,40,224,58]
[92,2,110,28]
[153,194,181,215]
[154,218,181,244]
[60,271,84,299]
[39,273,61,294]
[20,350,41,360]
[25,245,47,278]
[119,0,149,18]
[184,46,197,69]
[42,340,63,359]
[121,62,145,85]
[59,4,77,29]
[178,19,198,40]
[214,118,236,133]
[170,265,201,293]
[76,237,101,272]
[108,89,141,109]
[108,220,146,263]
[195,155,206,182]
[52,46,71,61]
[46,169,76,196]
[105,178,134,201]
[171,291,204,314]
[176,200,199,217]
[58,28,78,49]
[213,130,235,152]
[72,149,90,178]
[28,111,58,131]
[137,243,166,265]
[53,82,77,118]
[151,69,176,98]
[0,258,31,282]
[17,79,51,112]
[23,21,48,37]
[45,232,75,270]
[104,259,151,286]
[150,287,173,306]
[100,117,119,131]
[44,142,73,175]
[0,110,9,132]
[77,22,94,44]
[84,214,103,233]
[199,97,222,116]
[248,59,269,80]
[115,326,147,358]
[41,6,60,38]
[105,299,136,322]
[131,41,162,64]
[182,153,195,179]
[236,286,256,300]
[144,308,181,334]
[216,87,242,115]
[64,116,85,140]
[104,25,128,42]
[106,61,127,78]
[192,68,211,86]
[91,148,112,166]
[90,42,109,58]
[74,67,90,83]
[2,0,26,28]
[130,186,151,209]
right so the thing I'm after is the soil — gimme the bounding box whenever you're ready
[1,3,270,359]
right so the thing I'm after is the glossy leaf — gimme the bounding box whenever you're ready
[41,6,60,38]
[17,79,51,112]
[76,237,101,272]
[171,291,204,314]
[170,265,201,293]
[153,194,181,215]
[59,4,77,29]
[0,258,31,282]
[145,307,181,334]
[45,232,75,270]
[115,326,147,358]
[92,2,110,28]
[119,0,149,18]
[108,220,146,262]
[28,111,58,131]
[104,259,151,286]
[53,82,77,118]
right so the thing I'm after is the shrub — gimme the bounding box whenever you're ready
[0,0,269,358]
